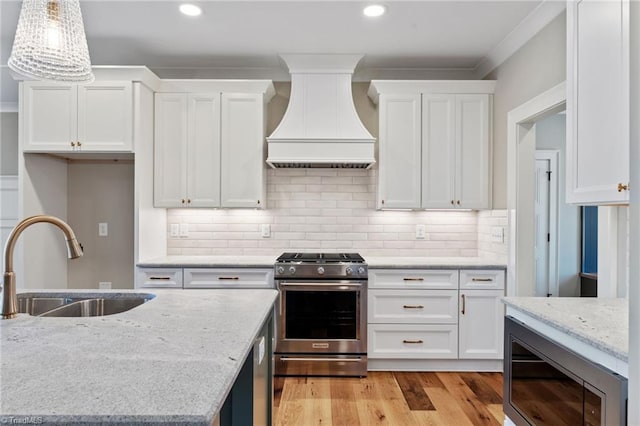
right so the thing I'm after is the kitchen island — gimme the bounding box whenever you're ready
[0,289,278,425]
[503,297,628,425]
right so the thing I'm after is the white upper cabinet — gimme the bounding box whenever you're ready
[154,93,221,208]
[377,94,422,209]
[221,93,265,209]
[153,81,274,209]
[22,81,133,152]
[566,0,629,204]
[369,81,494,210]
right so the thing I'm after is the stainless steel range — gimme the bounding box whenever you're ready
[274,252,367,377]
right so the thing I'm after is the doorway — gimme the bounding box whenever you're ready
[534,151,559,297]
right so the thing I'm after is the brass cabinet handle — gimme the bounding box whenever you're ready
[218,276,240,280]
[257,200,260,205]
[457,200,460,205]
[461,294,466,315]
[381,200,385,205]
[618,183,629,192]
[71,141,76,148]
[403,339,424,344]
[403,277,424,281]
[450,200,454,205]
[403,305,424,309]
[149,276,171,280]
[472,278,493,282]
[181,199,186,204]
[187,199,191,204]
[77,141,82,147]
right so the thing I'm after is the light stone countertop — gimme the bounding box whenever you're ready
[503,297,628,362]
[0,289,278,425]
[365,256,506,269]
[137,255,506,269]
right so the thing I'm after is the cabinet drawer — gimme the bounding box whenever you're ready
[369,269,458,289]
[368,289,458,324]
[184,268,274,289]
[368,324,458,359]
[137,268,183,288]
[460,269,505,290]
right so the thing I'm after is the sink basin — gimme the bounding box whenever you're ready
[17,293,155,317]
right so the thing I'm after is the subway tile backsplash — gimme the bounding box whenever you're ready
[167,169,508,260]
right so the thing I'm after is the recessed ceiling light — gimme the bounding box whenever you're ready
[363,4,386,17]
[180,4,202,17]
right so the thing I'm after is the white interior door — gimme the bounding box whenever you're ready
[535,158,551,297]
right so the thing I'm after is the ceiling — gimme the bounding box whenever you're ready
[0,0,561,105]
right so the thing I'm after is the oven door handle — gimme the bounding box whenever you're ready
[278,282,363,289]
[279,357,363,362]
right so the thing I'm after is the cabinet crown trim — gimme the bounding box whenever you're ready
[367,80,496,104]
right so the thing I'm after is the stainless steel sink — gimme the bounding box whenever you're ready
[17,293,155,317]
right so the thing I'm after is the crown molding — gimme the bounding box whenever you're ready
[474,0,566,79]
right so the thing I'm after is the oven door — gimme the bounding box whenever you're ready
[276,280,366,354]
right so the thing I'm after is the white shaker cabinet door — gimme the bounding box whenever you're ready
[567,0,629,204]
[455,94,491,209]
[220,93,265,208]
[377,93,422,209]
[22,82,77,152]
[458,289,504,359]
[421,94,456,208]
[187,93,221,208]
[77,81,133,152]
[154,93,189,207]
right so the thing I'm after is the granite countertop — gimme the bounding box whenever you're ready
[138,255,506,269]
[365,256,506,269]
[0,289,278,425]
[137,255,277,268]
[503,297,628,362]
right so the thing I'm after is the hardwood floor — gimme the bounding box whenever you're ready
[274,371,504,426]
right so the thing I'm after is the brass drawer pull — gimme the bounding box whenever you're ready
[618,183,629,192]
[403,305,424,309]
[472,278,493,282]
[218,276,240,280]
[403,277,424,281]
[403,339,423,344]
[461,294,466,315]
[149,276,171,281]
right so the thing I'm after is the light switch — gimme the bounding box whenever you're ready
[170,224,179,238]
[98,222,108,237]
[179,223,189,237]
[491,227,504,243]
[261,224,271,238]
[415,224,426,239]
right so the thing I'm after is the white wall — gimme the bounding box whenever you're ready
[1,112,19,176]
[535,113,580,296]
[477,210,508,262]
[486,12,567,208]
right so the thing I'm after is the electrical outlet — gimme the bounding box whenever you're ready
[491,226,505,243]
[170,224,179,238]
[99,282,112,290]
[415,224,426,239]
[179,223,189,238]
[98,222,108,237]
[261,224,271,238]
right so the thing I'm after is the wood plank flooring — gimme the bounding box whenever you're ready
[274,372,504,426]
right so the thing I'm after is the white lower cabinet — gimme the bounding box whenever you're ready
[183,268,274,289]
[368,324,458,359]
[368,268,505,369]
[136,268,183,288]
[459,289,504,359]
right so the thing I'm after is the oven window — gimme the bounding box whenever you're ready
[510,340,586,425]
[285,290,358,340]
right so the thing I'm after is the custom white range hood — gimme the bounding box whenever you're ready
[266,54,376,169]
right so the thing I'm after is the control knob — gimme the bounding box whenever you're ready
[345,267,353,275]
[277,266,285,274]
[358,267,366,275]
[288,266,296,274]
[317,266,325,275]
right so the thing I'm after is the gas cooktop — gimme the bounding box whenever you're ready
[276,252,365,263]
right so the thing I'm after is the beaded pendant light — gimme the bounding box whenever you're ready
[8,0,94,83]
